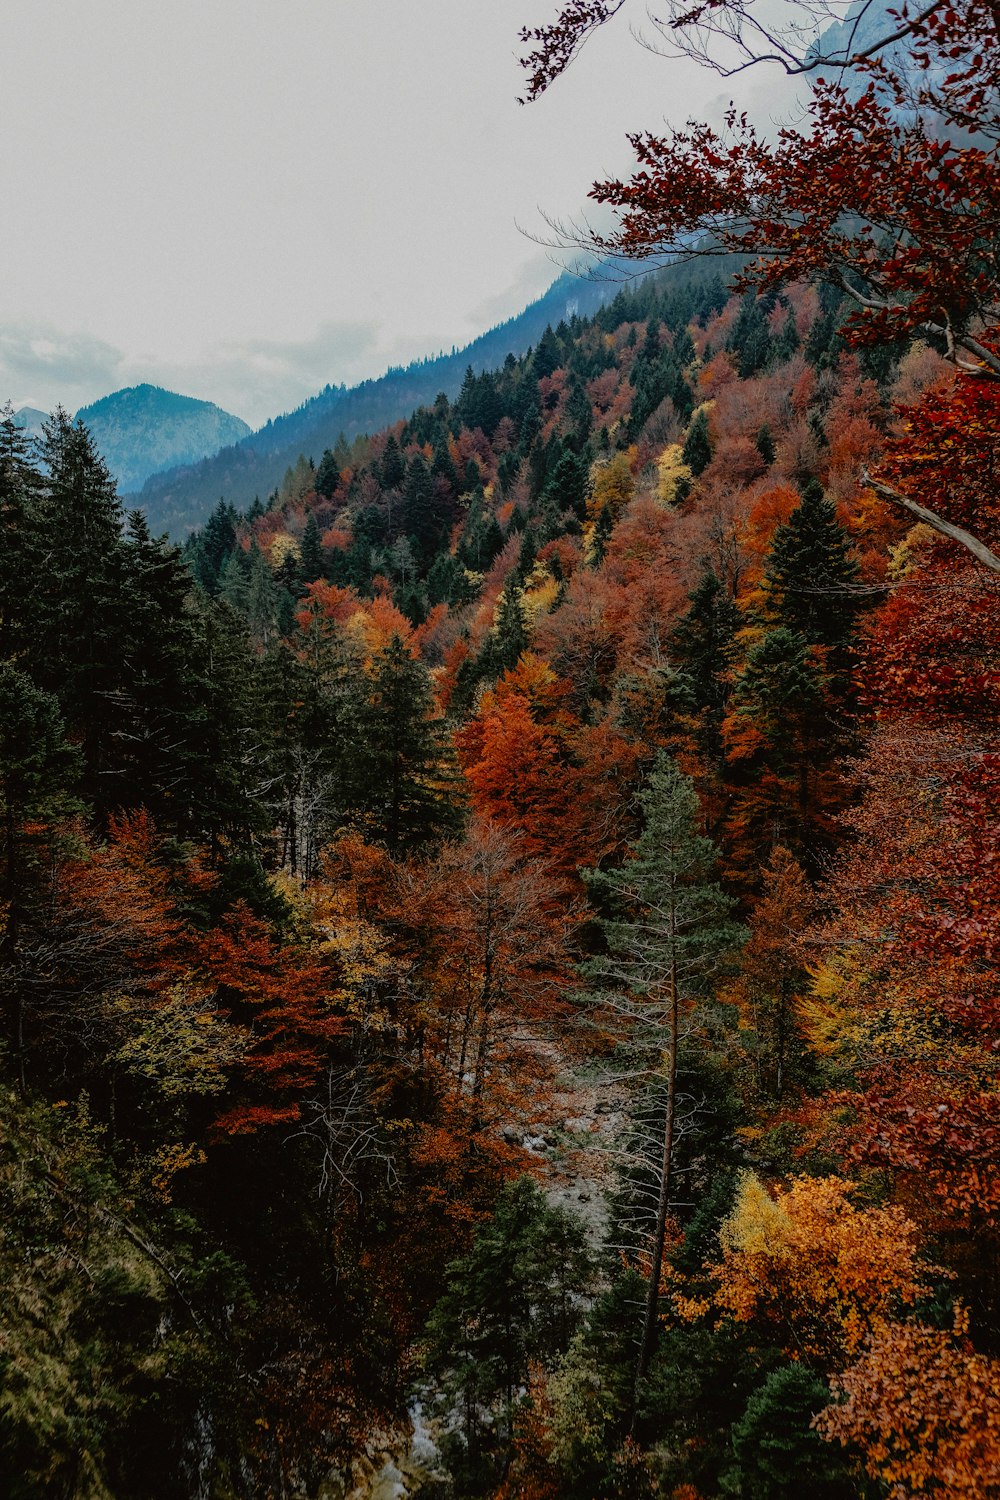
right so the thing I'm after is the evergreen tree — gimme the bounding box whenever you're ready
[726,1364,853,1500]
[352,636,461,853]
[730,297,774,378]
[485,582,529,677]
[591,503,614,566]
[246,541,280,649]
[682,409,713,476]
[755,423,776,467]
[764,480,860,655]
[115,512,216,830]
[379,432,406,490]
[426,1177,595,1490]
[189,499,239,594]
[300,512,325,583]
[531,324,562,380]
[0,404,40,660]
[582,755,743,1407]
[32,410,127,809]
[672,569,742,762]
[0,665,80,946]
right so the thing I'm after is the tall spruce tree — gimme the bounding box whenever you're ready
[672,569,742,762]
[33,410,128,810]
[582,755,743,1408]
[764,480,860,654]
[0,405,40,661]
[352,635,461,853]
[682,409,713,476]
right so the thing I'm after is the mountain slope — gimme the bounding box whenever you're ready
[77,384,250,494]
[133,271,616,536]
[12,406,48,440]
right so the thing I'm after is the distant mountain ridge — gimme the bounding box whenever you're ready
[132,270,617,536]
[75,384,250,495]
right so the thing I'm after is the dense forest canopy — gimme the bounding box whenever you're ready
[2,3,1000,1495]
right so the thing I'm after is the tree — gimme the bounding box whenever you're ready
[816,1313,1000,1499]
[300,512,325,583]
[681,409,712,477]
[352,635,461,854]
[518,2,1000,562]
[671,568,741,764]
[412,818,570,1103]
[727,1363,851,1500]
[32,410,127,809]
[519,3,1000,377]
[0,666,80,1079]
[0,404,39,661]
[425,1177,595,1489]
[582,754,743,1403]
[763,480,860,657]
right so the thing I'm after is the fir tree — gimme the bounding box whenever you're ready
[486,582,529,677]
[300,512,325,583]
[682,409,713,476]
[353,636,461,853]
[582,755,743,1409]
[672,569,742,762]
[0,404,40,660]
[764,480,860,654]
[755,424,776,467]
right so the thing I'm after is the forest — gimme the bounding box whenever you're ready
[2,1,1000,1496]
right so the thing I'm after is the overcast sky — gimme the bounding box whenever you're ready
[1,0,803,427]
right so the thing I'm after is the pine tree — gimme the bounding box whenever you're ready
[682,409,713,476]
[755,424,776,467]
[486,583,529,677]
[300,512,325,583]
[379,432,406,490]
[672,569,742,762]
[590,504,614,566]
[352,635,461,853]
[0,404,40,660]
[33,410,127,809]
[425,1177,595,1488]
[582,755,743,1407]
[246,541,280,649]
[116,512,215,832]
[764,480,860,655]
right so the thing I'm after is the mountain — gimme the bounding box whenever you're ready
[75,384,251,495]
[13,406,48,440]
[132,270,616,537]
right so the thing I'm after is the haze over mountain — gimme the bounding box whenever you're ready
[132,270,617,537]
[73,384,250,494]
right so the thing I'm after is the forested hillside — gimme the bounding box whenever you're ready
[132,271,613,537]
[76,385,251,494]
[2,2,1000,1496]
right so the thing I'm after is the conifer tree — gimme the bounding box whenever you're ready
[755,424,776,467]
[672,569,742,762]
[353,635,461,853]
[590,504,614,565]
[300,512,325,583]
[0,404,39,660]
[582,755,742,1406]
[486,583,529,677]
[763,480,860,655]
[33,410,127,808]
[682,409,713,477]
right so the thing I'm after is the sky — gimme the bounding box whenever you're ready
[1,0,804,428]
